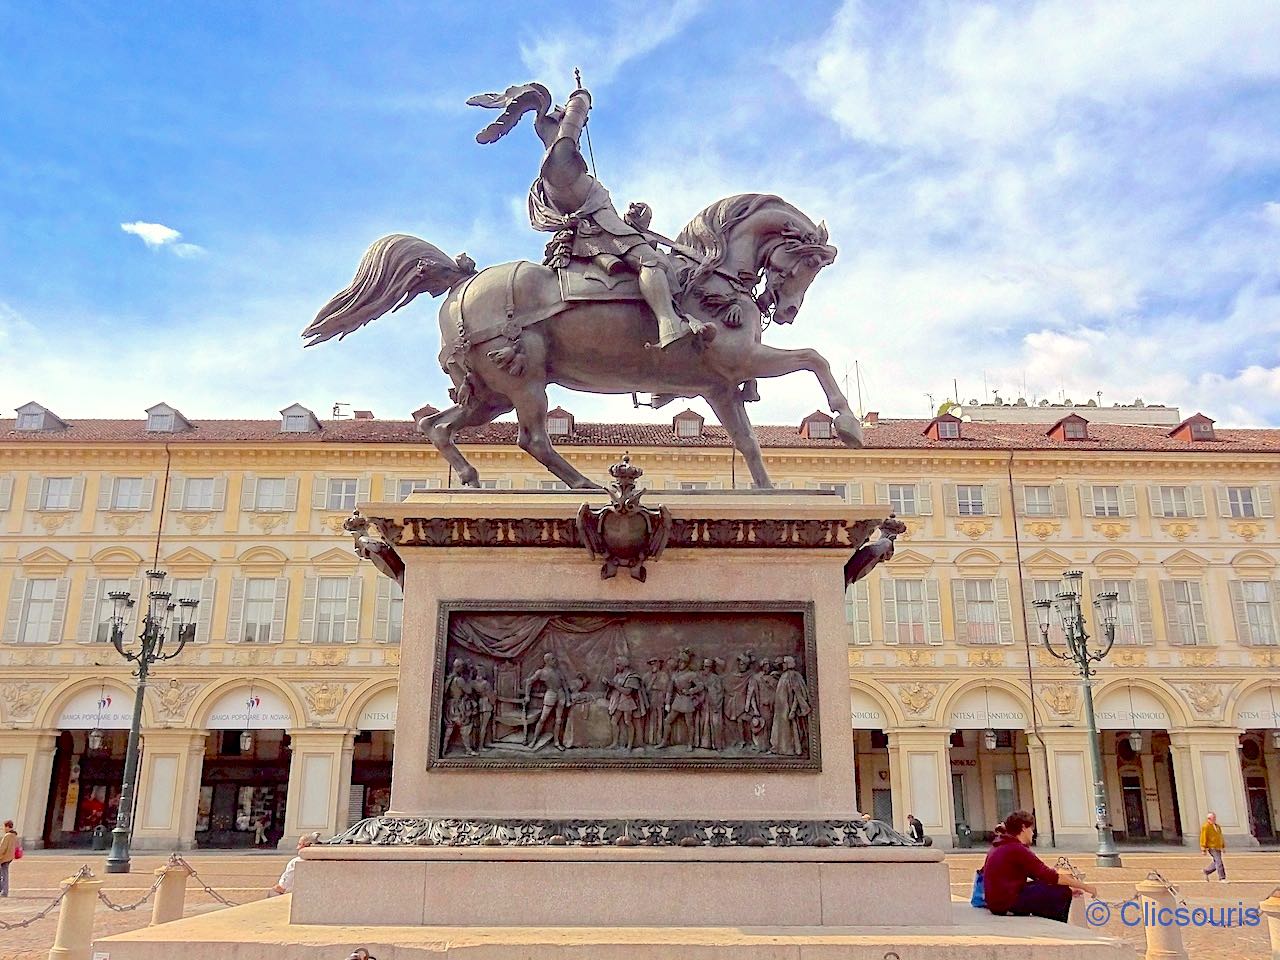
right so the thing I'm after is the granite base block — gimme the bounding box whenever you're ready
[290,845,953,928]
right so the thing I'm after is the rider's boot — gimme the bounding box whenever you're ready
[639,264,715,348]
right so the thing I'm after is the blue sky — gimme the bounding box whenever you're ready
[2,0,1279,426]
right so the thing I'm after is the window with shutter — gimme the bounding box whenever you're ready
[845,580,872,644]
[183,478,217,510]
[1096,580,1139,644]
[255,478,288,511]
[313,577,350,643]
[112,477,146,510]
[887,484,917,516]
[1164,580,1208,645]
[893,579,928,644]
[1226,487,1257,518]
[243,579,276,643]
[955,579,999,644]
[1026,580,1067,645]
[42,477,75,511]
[0,476,13,512]
[1022,486,1053,516]
[1091,485,1121,518]
[1237,581,1277,646]
[326,478,358,511]
[956,485,984,516]
[19,579,60,644]
[818,482,848,500]
[2,577,25,644]
[1158,486,1189,518]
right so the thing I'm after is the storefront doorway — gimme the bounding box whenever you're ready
[1095,684,1181,843]
[349,687,397,826]
[196,729,290,848]
[850,687,891,820]
[945,685,1032,843]
[197,685,296,849]
[42,684,134,848]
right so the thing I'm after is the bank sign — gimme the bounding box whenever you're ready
[206,690,294,729]
[56,690,132,729]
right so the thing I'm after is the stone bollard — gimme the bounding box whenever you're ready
[1134,878,1188,960]
[1259,890,1280,960]
[151,859,194,926]
[48,870,102,960]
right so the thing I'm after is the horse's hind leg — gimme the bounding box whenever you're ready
[420,396,512,487]
[705,390,772,489]
[506,384,599,490]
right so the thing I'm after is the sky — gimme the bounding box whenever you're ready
[2,0,1279,428]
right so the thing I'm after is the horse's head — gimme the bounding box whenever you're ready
[757,221,837,325]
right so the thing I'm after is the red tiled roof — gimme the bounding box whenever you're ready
[1,417,1278,454]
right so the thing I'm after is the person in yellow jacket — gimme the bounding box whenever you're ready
[0,820,17,897]
[1199,811,1227,881]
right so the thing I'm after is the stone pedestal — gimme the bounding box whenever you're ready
[96,489,1133,959]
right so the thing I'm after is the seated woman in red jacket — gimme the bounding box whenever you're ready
[982,810,1097,921]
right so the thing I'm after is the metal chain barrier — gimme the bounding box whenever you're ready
[168,854,242,907]
[1054,855,1134,911]
[0,865,92,930]
[1143,869,1188,908]
[97,867,168,913]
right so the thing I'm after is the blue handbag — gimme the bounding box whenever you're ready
[970,869,985,908]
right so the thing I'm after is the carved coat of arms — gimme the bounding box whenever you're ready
[577,455,670,581]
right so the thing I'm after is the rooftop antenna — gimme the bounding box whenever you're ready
[855,360,864,418]
[925,392,935,416]
[332,402,351,419]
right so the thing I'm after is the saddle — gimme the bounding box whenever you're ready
[557,259,643,302]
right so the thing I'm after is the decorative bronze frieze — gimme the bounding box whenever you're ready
[429,600,819,770]
[363,514,880,551]
[325,815,917,848]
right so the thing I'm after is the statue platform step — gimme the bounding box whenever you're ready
[96,897,1135,960]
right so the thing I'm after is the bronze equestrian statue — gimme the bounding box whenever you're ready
[304,80,863,490]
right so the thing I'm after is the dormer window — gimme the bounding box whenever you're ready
[1168,413,1216,443]
[673,410,704,439]
[13,402,65,432]
[145,403,190,433]
[546,407,574,437]
[924,412,963,440]
[1048,413,1089,441]
[799,411,834,439]
[280,403,321,434]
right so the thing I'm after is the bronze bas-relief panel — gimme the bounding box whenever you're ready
[428,600,820,770]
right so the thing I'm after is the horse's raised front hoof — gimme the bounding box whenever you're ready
[458,467,480,487]
[834,412,864,448]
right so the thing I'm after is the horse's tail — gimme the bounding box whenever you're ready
[302,234,477,347]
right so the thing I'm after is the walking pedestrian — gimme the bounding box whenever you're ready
[0,819,18,897]
[1200,811,1227,882]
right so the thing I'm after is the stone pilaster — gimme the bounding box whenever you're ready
[0,730,57,848]
[886,728,954,846]
[132,730,207,851]
[278,729,350,846]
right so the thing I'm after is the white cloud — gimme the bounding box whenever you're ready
[519,0,706,88]
[120,221,205,257]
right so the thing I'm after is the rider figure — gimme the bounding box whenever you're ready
[528,85,714,350]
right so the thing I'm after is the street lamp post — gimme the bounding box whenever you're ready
[1033,569,1123,869]
[103,569,199,874]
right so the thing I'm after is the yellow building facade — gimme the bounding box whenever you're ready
[1,402,1278,852]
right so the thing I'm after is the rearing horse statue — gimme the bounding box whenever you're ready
[304,82,863,489]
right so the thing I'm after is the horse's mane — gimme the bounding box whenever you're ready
[675,193,787,287]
